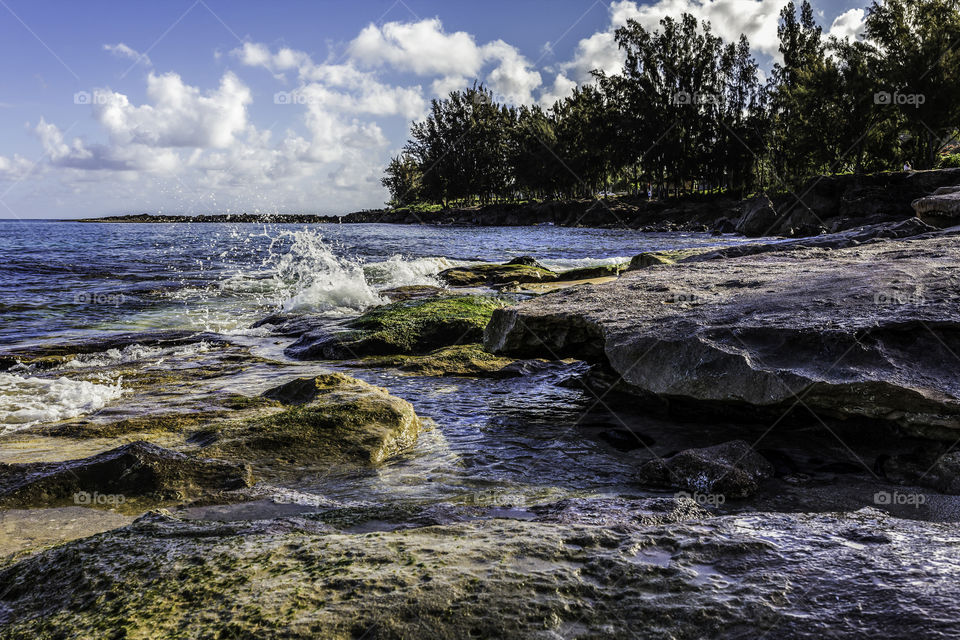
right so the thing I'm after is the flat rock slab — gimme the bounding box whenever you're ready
[485,233,960,439]
[1,504,959,638]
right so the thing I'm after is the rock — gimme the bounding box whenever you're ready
[735,195,781,236]
[357,343,527,377]
[2,503,959,638]
[504,256,546,268]
[248,313,329,336]
[712,218,737,234]
[380,284,446,301]
[0,442,252,509]
[626,248,706,270]
[438,261,558,286]
[878,447,960,494]
[927,451,960,493]
[636,440,774,498]
[912,187,960,227]
[485,231,960,439]
[556,263,626,281]
[207,374,422,466]
[683,218,940,263]
[286,295,505,360]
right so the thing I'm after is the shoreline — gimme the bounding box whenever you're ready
[74,168,960,237]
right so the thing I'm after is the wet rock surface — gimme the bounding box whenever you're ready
[486,231,960,440]
[1,501,959,639]
[205,374,423,467]
[636,440,775,497]
[0,441,252,509]
[286,295,506,360]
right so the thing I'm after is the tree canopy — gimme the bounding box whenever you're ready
[383,0,960,208]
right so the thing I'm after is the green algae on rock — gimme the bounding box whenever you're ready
[556,262,628,281]
[438,261,558,286]
[358,343,522,377]
[206,374,422,466]
[286,295,507,360]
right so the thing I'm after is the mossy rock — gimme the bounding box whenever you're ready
[207,374,422,466]
[438,262,558,286]
[557,263,628,281]
[286,295,507,360]
[361,343,519,377]
[627,249,706,270]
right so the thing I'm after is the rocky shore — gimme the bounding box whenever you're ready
[78,168,960,238]
[6,202,960,637]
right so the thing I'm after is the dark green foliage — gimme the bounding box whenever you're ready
[382,0,960,208]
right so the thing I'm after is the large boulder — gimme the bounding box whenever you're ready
[734,195,780,236]
[485,230,960,440]
[0,441,252,509]
[207,374,422,466]
[636,440,774,498]
[286,295,505,360]
[912,186,960,227]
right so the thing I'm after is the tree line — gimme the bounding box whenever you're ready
[382,0,960,207]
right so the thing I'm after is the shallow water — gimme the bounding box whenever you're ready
[2,220,885,514]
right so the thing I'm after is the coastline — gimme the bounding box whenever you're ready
[76,168,960,237]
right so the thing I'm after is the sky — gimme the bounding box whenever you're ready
[0,0,868,218]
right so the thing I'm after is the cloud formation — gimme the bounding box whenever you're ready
[4,5,868,217]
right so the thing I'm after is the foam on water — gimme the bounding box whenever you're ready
[538,256,631,273]
[0,373,124,432]
[258,230,465,316]
[56,341,213,370]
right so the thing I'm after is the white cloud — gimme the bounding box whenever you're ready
[91,71,252,149]
[555,0,789,90]
[349,18,485,77]
[347,18,542,104]
[103,43,151,67]
[539,73,577,107]
[828,8,866,41]
[0,154,34,181]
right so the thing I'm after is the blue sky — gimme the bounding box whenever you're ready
[0,0,866,218]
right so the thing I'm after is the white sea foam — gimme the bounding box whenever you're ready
[537,256,631,273]
[57,341,213,370]
[362,255,465,288]
[0,373,124,432]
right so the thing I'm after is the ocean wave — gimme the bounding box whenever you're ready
[0,373,124,432]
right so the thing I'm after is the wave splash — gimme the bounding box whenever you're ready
[260,230,459,315]
[0,373,124,432]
